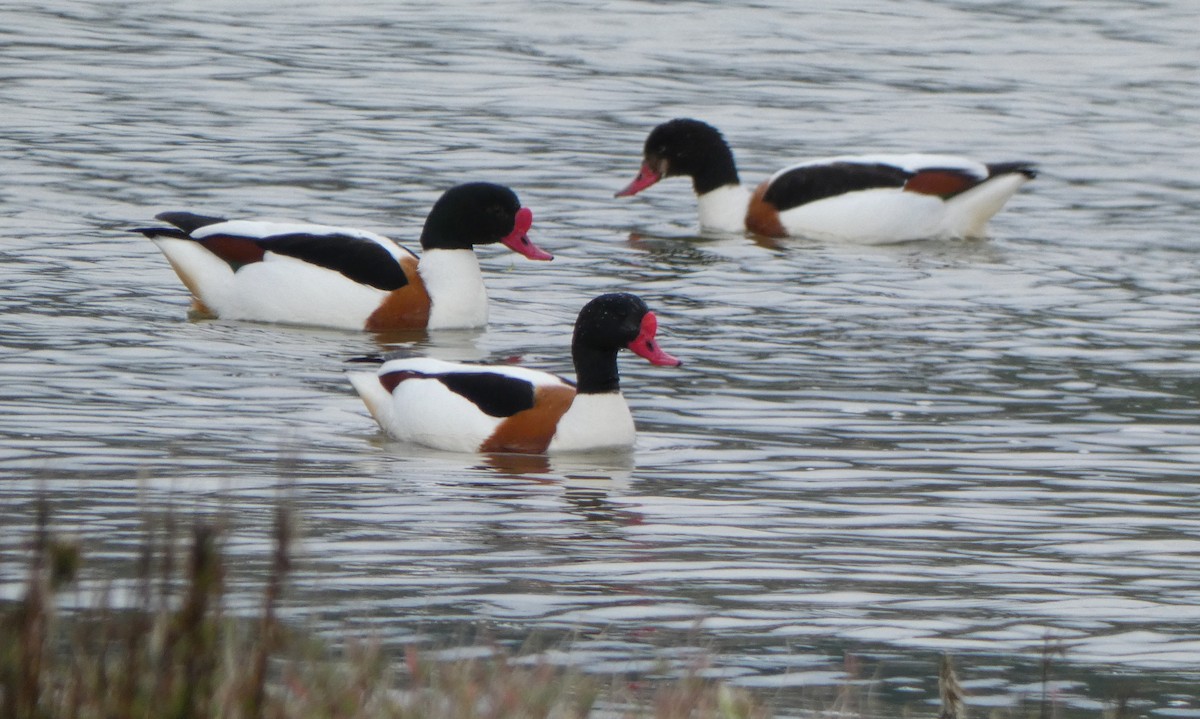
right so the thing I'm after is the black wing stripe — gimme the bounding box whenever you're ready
[140,211,411,290]
[764,163,911,211]
[437,372,536,418]
[260,233,410,291]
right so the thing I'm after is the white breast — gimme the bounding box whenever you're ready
[548,392,635,453]
[417,249,488,330]
[696,184,752,233]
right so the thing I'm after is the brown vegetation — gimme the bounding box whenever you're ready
[0,499,769,719]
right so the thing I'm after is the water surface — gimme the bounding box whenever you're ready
[3,0,1200,713]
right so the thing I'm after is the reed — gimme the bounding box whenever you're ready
[15,498,1136,718]
[0,499,770,719]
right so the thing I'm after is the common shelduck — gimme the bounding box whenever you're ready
[349,293,682,454]
[133,182,553,331]
[616,118,1036,243]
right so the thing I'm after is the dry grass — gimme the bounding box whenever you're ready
[7,497,1141,719]
[0,499,769,719]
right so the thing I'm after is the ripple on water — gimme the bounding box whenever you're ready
[3,0,1200,710]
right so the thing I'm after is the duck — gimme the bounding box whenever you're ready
[132,182,553,331]
[616,118,1036,243]
[348,293,682,454]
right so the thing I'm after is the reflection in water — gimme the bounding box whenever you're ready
[2,0,1200,713]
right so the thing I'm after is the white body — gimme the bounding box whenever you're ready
[349,357,637,454]
[152,236,393,329]
[695,154,1031,244]
[150,220,490,330]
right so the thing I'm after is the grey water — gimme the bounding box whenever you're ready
[3,0,1200,713]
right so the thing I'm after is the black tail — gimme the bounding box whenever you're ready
[347,350,423,365]
[129,211,228,240]
[987,162,1038,180]
[129,226,190,239]
[155,211,228,234]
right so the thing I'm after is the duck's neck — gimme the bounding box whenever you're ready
[691,141,741,195]
[572,344,621,394]
[417,248,487,329]
[697,184,752,233]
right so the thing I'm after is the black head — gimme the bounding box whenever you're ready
[420,182,551,260]
[641,118,740,194]
[571,293,681,394]
[573,293,650,351]
[419,182,520,250]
